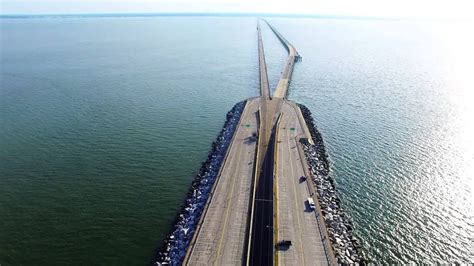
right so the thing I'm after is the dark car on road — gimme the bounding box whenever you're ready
[276,240,292,249]
[299,175,307,183]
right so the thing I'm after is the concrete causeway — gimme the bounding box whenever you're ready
[184,19,333,266]
[275,101,328,265]
[184,98,259,265]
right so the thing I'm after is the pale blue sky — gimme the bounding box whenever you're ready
[1,0,472,19]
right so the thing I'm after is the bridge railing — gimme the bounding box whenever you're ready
[296,139,338,265]
[183,100,249,265]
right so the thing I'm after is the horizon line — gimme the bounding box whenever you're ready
[0,12,461,21]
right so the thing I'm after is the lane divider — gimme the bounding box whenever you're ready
[273,112,283,266]
[184,99,251,264]
[245,106,262,266]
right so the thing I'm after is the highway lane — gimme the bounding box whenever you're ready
[257,22,271,101]
[275,101,328,265]
[257,20,279,162]
[262,20,300,99]
[248,122,276,266]
[247,21,305,266]
[186,21,312,266]
[184,98,260,265]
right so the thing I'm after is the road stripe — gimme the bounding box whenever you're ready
[286,113,306,266]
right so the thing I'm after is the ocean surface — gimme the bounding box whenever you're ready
[1,16,473,264]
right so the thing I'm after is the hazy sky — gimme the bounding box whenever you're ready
[1,0,473,19]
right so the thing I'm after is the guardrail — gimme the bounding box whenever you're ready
[296,139,338,265]
[293,105,338,266]
[183,100,249,265]
[273,113,283,266]
[261,19,291,53]
[245,106,262,266]
[257,22,271,100]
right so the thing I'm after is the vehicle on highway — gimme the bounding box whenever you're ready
[276,240,292,248]
[307,197,316,211]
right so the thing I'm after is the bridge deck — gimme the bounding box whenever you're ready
[262,20,300,99]
[184,98,259,265]
[275,101,328,265]
[257,23,271,101]
[185,20,331,266]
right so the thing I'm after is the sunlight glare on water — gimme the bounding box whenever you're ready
[1,16,473,264]
[267,18,474,263]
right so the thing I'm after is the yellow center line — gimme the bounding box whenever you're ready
[214,110,250,265]
[287,117,306,266]
[274,113,282,266]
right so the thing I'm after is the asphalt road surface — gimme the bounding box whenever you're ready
[248,123,276,266]
[275,101,328,265]
[184,98,259,265]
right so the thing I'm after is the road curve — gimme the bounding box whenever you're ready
[262,19,301,99]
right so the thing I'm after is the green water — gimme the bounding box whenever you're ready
[1,16,473,264]
[0,17,258,264]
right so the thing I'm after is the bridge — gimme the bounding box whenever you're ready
[184,19,335,266]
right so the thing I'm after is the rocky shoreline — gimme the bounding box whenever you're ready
[154,100,246,265]
[298,104,368,264]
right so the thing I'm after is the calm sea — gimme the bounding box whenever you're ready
[1,16,473,264]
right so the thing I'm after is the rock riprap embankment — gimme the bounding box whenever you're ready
[155,101,246,266]
[298,104,367,265]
